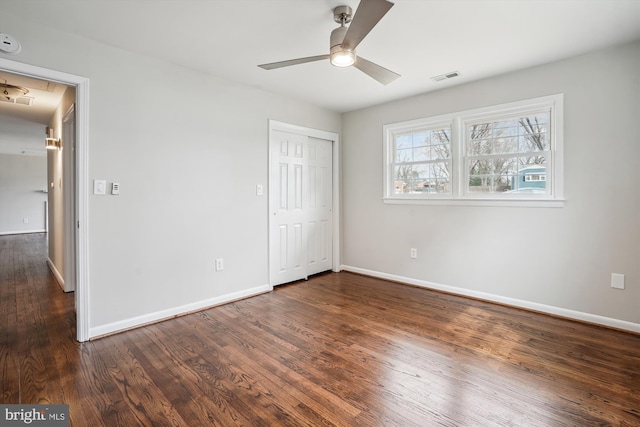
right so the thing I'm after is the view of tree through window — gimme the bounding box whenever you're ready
[466,113,549,194]
[394,128,451,194]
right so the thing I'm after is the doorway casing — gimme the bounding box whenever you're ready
[0,58,90,342]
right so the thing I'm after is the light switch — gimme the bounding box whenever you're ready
[111,182,120,195]
[93,180,106,195]
[256,184,264,196]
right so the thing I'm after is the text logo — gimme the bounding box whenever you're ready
[1,405,69,426]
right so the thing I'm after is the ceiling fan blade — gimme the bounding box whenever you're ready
[258,55,329,70]
[342,0,394,51]
[354,56,400,85]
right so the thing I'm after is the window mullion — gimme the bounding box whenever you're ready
[451,117,462,198]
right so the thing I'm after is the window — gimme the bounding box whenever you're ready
[392,125,451,195]
[384,94,563,206]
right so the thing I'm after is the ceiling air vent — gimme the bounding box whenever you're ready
[431,71,460,82]
[0,95,34,106]
[15,96,34,106]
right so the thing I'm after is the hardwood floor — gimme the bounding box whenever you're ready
[1,233,639,426]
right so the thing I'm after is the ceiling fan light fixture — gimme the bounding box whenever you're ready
[0,82,29,101]
[330,49,355,67]
[257,0,399,84]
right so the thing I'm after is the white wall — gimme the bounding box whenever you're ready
[342,41,640,328]
[0,12,341,335]
[0,152,47,234]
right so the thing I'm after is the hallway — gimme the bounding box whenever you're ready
[0,233,77,404]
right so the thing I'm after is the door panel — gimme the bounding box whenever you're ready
[306,137,333,276]
[270,130,333,286]
[270,130,308,285]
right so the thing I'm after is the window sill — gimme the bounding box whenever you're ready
[383,197,565,208]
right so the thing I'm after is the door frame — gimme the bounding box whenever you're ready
[268,120,341,288]
[0,58,90,342]
[62,104,76,294]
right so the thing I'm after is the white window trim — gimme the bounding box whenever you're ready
[383,94,565,207]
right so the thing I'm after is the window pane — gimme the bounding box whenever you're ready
[430,163,450,193]
[412,132,430,148]
[468,156,548,194]
[432,143,450,160]
[395,147,412,163]
[432,129,450,144]
[468,158,516,193]
[519,132,548,152]
[468,112,550,156]
[394,162,449,194]
[519,114,549,151]
[395,128,451,163]
[411,146,431,162]
[396,134,412,150]
[467,124,492,155]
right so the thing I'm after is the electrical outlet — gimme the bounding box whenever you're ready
[410,248,418,259]
[215,258,224,271]
[611,273,624,290]
[23,218,29,224]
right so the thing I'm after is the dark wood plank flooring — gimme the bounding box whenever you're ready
[1,233,639,426]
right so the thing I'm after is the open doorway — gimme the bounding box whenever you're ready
[0,58,90,342]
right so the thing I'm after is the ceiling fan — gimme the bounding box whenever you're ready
[258,0,400,85]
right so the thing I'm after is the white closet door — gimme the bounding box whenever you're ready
[270,130,308,286]
[269,131,333,286]
[306,137,333,276]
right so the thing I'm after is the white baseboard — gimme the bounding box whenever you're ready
[341,265,640,334]
[46,257,65,290]
[0,229,46,236]
[89,284,272,339]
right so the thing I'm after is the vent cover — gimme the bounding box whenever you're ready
[0,95,34,106]
[431,71,460,82]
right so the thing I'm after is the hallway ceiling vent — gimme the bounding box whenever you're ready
[431,71,460,82]
[0,94,34,106]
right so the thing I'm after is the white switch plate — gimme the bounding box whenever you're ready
[215,258,224,271]
[111,182,120,195]
[256,184,264,196]
[611,273,625,290]
[410,248,418,259]
[93,180,106,195]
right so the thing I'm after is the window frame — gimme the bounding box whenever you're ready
[383,118,455,199]
[383,94,564,207]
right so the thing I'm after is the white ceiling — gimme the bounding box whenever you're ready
[0,0,639,113]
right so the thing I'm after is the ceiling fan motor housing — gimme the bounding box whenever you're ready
[333,5,353,24]
[330,25,349,51]
[330,25,355,67]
